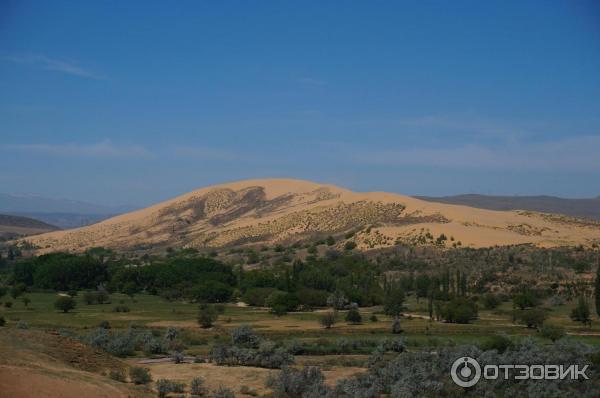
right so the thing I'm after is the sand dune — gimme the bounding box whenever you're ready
[24,178,600,252]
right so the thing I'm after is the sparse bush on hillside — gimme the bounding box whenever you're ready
[266,366,326,398]
[190,377,208,396]
[109,369,126,382]
[16,320,29,329]
[0,316,5,327]
[212,385,235,398]
[156,379,185,398]
[129,366,152,385]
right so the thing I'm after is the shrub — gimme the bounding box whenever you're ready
[98,320,111,329]
[109,369,126,382]
[549,295,566,307]
[54,296,76,313]
[198,303,219,328]
[539,325,566,342]
[480,333,512,353]
[345,306,362,324]
[391,317,403,334]
[344,241,357,251]
[266,366,327,398]
[212,385,235,398]
[0,316,5,327]
[4,301,12,308]
[370,314,378,322]
[481,293,501,310]
[171,351,185,364]
[16,320,29,329]
[129,366,152,385]
[156,379,185,398]
[239,385,257,396]
[325,236,335,246]
[112,305,130,313]
[83,291,98,305]
[230,325,260,347]
[21,296,31,307]
[320,312,336,329]
[190,377,208,396]
[164,327,179,341]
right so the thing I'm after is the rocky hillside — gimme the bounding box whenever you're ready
[24,179,600,253]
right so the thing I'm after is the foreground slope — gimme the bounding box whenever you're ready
[24,179,600,252]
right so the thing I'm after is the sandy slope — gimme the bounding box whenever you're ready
[24,178,600,252]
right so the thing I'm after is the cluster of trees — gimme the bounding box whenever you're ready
[210,325,293,369]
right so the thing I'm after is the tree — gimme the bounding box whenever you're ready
[383,287,405,317]
[96,287,110,304]
[391,317,403,334]
[21,296,31,307]
[83,291,97,305]
[571,296,591,327]
[439,298,478,324]
[539,325,566,342]
[266,291,299,316]
[512,291,539,310]
[198,303,218,328]
[345,305,362,324]
[320,311,336,329]
[327,290,347,311]
[516,308,547,329]
[481,293,500,310]
[54,296,76,313]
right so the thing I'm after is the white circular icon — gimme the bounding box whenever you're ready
[451,356,481,387]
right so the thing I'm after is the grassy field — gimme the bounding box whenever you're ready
[2,291,599,347]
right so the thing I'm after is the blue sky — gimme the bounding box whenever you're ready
[1,1,600,206]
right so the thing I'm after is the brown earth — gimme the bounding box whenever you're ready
[0,329,152,398]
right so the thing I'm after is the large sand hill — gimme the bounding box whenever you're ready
[23,178,600,252]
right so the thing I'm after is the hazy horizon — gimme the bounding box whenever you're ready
[2,1,600,205]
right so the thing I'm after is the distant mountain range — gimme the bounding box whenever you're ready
[0,193,138,229]
[415,194,600,221]
[0,214,59,239]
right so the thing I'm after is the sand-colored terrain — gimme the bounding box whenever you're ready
[23,178,600,253]
[0,329,152,398]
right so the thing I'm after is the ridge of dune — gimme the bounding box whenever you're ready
[23,178,600,253]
